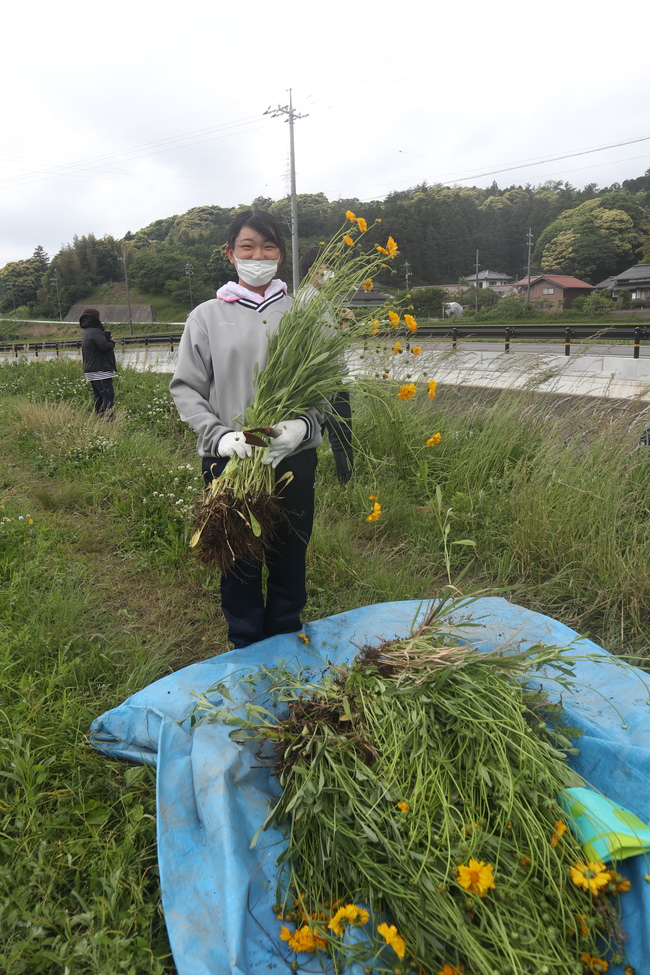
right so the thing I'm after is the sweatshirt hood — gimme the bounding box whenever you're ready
[216,279,287,304]
[79,313,103,330]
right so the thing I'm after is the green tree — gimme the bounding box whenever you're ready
[130,248,188,293]
[403,286,449,317]
[534,197,642,283]
[0,257,42,312]
[207,247,236,289]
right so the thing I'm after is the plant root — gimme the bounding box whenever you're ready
[191,486,285,578]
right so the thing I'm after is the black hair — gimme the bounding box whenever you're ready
[226,210,286,268]
[298,246,321,281]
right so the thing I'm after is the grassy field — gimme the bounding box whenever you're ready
[1,358,650,972]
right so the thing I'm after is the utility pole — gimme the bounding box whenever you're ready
[185,261,195,309]
[264,90,308,293]
[404,260,411,290]
[475,249,480,314]
[53,270,63,322]
[121,247,133,336]
[526,228,533,305]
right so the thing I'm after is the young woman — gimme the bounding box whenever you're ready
[79,307,117,416]
[170,210,323,649]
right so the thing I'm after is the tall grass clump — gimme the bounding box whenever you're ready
[347,376,650,653]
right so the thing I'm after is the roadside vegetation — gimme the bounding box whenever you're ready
[1,358,650,972]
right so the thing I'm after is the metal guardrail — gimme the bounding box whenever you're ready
[0,324,648,358]
[414,324,649,358]
[0,333,184,357]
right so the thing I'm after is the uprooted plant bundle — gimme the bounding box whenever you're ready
[193,603,634,974]
[189,213,403,575]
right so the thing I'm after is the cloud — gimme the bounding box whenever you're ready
[1,0,648,267]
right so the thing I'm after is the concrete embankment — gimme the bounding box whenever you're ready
[3,342,650,402]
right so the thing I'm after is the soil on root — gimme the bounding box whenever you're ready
[191,485,286,578]
[270,691,378,780]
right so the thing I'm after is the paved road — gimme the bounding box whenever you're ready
[401,338,650,357]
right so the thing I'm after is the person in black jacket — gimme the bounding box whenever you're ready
[79,307,117,416]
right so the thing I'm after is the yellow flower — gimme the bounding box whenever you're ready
[368,494,378,500]
[426,433,442,446]
[366,502,381,522]
[580,953,609,973]
[376,245,389,255]
[298,633,309,645]
[388,310,400,327]
[356,217,367,232]
[397,801,410,813]
[392,341,402,354]
[607,869,631,893]
[319,241,325,245]
[377,923,405,960]
[570,861,610,895]
[438,966,461,975]
[328,904,369,935]
[386,236,398,258]
[370,326,380,336]
[343,235,354,247]
[376,218,382,223]
[404,314,418,333]
[428,379,438,399]
[405,293,412,298]
[551,820,567,847]
[345,210,356,222]
[411,346,421,355]
[280,924,327,953]
[362,278,373,291]
[398,383,417,401]
[28,518,34,524]
[457,859,495,898]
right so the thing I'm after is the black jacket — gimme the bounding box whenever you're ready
[80,314,117,374]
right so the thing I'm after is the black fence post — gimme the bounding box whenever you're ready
[452,327,458,351]
[505,327,511,353]
[564,328,571,356]
[634,327,641,359]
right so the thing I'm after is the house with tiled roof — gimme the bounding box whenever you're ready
[464,269,513,289]
[512,274,593,311]
[594,265,650,302]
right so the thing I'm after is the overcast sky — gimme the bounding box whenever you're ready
[2,0,649,269]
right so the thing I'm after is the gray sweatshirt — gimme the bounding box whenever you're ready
[169,287,323,458]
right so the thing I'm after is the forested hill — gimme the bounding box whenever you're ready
[3,172,650,319]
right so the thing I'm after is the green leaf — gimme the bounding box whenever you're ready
[247,507,262,538]
[127,803,145,823]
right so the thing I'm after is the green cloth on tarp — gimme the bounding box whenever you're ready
[560,786,650,863]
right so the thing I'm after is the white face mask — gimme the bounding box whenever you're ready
[235,258,278,288]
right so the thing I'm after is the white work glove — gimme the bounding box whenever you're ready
[262,419,307,469]
[217,431,252,460]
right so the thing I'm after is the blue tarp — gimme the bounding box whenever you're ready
[90,598,650,975]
